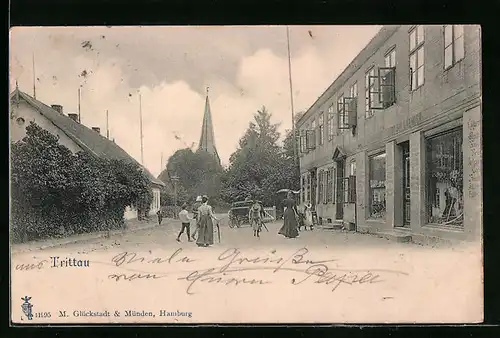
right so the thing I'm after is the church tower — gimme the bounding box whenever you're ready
[198,87,221,165]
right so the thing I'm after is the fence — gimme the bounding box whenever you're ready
[263,206,277,222]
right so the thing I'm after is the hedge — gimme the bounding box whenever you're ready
[10,122,153,243]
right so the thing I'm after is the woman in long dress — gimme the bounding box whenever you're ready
[278,192,299,239]
[196,195,219,247]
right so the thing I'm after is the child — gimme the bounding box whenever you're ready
[177,204,193,242]
[248,200,263,238]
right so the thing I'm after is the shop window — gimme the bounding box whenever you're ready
[409,25,425,90]
[318,113,324,146]
[444,25,465,69]
[426,128,463,227]
[369,152,386,219]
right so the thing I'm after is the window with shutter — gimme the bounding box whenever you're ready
[318,170,324,204]
[369,67,396,110]
[305,130,316,150]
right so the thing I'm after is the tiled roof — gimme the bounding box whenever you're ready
[10,89,165,187]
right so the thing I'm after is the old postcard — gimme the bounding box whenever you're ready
[9,25,483,324]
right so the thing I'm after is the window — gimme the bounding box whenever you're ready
[385,48,396,68]
[318,113,324,146]
[350,160,356,176]
[322,170,328,204]
[300,174,304,202]
[365,67,376,118]
[306,173,311,203]
[299,130,307,153]
[327,104,335,141]
[368,67,396,110]
[409,25,425,90]
[369,153,386,219]
[336,94,348,130]
[426,128,463,228]
[318,170,324,204]
[444,25,464,69]
[349,82,358,98]
[326,167,334,203]
[343,161,357,204]
[305,121,316,150]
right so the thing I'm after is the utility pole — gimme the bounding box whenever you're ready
[32,52,36,99]
[160,152,163,171]
[106,110,109,139]
[286,26,298,165]
[78,87,81,123]
[139,92,144,165]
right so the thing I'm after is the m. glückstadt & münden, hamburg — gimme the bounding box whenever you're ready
[297,25,481,243]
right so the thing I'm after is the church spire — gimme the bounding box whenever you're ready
[198,87,220,165]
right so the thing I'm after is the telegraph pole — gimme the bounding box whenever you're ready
[32,52,36,99]
[286,26,298,165]
[139,92,144,165]
[78,87,81,123]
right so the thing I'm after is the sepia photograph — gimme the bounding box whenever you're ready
[9,24,482,324]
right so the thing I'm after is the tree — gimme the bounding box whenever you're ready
[159,147,224,205]
[221,107,288,207]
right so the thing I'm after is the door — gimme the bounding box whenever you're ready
[335,160,344,219]
[402,142,411,226]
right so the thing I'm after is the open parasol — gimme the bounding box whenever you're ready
[276,188,301,194]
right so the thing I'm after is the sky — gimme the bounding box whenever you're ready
[9,25,381,177]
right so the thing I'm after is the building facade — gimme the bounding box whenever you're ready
[297,25,481,242]
[10,89,164,220]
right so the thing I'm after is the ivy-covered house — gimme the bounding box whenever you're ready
[9,87,164,219]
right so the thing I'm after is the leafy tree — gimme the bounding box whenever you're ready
[158,147,224,205]
[221,107,285,206]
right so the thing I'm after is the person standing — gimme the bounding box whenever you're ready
[177,204,193,242]
[304,202,313,230]
[191,196,202,240]
[278,191,299,239]
[196,195,219,247]
[157,208,163,225]
[249,200,263,237]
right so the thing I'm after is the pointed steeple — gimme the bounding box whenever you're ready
[198,87,220,165]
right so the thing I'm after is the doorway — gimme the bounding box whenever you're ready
[335,159,345,220]
[401,141,411,227]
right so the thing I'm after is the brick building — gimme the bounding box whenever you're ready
[297,25,481,242]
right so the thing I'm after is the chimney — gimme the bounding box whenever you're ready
[51,104,63,114]
[92,127,101,134]
[68,113,79,123]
